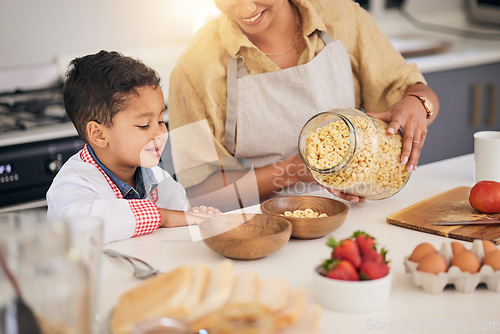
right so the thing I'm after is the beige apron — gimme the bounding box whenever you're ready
[225,31,355,195]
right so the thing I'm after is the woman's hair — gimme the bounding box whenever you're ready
[63,50,161,142]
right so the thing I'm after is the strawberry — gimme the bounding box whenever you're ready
[359,261,390,280]
[322,259,360,281]
[322,232,391,281]
[352,230,376,255]
[361,246,388,264]
[327,237,362,268]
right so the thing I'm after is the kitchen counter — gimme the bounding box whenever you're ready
[375,7,500,74]
[100,153,500,334]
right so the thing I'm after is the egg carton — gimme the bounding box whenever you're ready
[404,239,500,294]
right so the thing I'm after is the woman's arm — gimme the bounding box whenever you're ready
[185,153,316,211]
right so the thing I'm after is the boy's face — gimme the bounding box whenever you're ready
[101,85,168,170]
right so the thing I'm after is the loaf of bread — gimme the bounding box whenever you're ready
[110,260,321,334]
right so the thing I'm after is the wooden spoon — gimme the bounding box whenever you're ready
[0,250,42,334]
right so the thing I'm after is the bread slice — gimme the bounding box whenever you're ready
[274,287,307,329]
[278,304,322,334]
[187,260,234,330]
[111,265,193,334]
[178,263,209,313]
[258,277,289,313]
[228,271,259,305]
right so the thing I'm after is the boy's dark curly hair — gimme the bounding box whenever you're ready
[63,50,161,142]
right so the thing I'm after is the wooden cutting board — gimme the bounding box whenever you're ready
[386,187,500,244]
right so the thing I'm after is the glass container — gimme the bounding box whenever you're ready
[0,214,89,334]
[298,107,411,200]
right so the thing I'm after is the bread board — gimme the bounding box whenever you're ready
[386,187,500,244]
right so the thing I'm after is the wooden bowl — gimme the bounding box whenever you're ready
[199,214,292,260]
[260,196,348,239]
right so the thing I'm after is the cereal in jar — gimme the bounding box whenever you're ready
[298,107,410,200]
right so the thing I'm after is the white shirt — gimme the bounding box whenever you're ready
[46,148,188,243]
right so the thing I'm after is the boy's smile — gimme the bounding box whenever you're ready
[144,145,163,157]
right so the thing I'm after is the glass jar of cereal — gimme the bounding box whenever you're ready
[298,107,411,200]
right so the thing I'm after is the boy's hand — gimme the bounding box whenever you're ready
[191,205,222,215]
[186,206,222,225]
[183,206,221,226]
[159,207,221,228]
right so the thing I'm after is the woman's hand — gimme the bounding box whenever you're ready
[367,84,439,172]
[367,98,426,172]
[326,189,366,203]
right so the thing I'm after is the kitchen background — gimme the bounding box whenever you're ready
[0,0,499,211]
[0,0,216,94]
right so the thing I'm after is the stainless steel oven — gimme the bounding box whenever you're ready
[0,64,84,212]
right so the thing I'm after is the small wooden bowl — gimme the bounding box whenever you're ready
[199,214,292,260]
[260,196,348,239]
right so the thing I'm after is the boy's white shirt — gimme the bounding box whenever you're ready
[46,150,188,243]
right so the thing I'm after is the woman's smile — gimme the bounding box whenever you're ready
[241,9,266,25]
[242,10,263,22]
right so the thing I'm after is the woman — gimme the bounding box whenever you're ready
[167,0,439,210]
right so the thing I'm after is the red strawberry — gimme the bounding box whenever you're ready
[353,230,376,254]
[359,261,390,280]
[361,247,388,264]
[323,259,360,281]
[328,237,362,268]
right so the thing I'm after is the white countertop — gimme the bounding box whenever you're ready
[375,8,500,74]
[99,154,500,334]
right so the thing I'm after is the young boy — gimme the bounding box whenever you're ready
[47,50,220,243]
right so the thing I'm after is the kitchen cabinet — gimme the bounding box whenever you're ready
[419,62,500,165]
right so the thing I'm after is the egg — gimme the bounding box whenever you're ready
[450,250,480,273]
[483,249,500,271]
[450,241,466,256]
[409,242,437,263]
[417,252,448,274]
[482,240,498,255]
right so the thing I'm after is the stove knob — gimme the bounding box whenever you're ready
[47,154,63,174]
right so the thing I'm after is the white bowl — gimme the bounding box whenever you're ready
[312,266,393,313]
